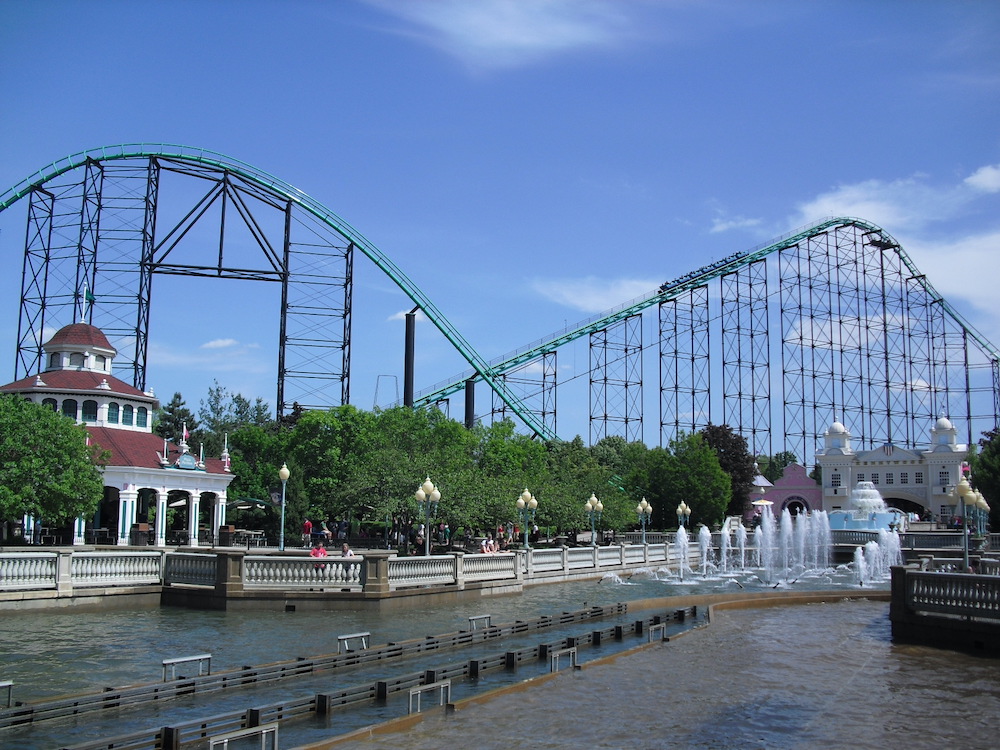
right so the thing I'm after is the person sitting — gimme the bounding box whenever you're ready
[341,542,355,557]
[309,541,328,570]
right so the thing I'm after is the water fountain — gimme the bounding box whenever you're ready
[674,525,691,581]
[828,481,903,531]
[698,525,715,576]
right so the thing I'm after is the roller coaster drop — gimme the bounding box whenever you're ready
[1,145,997,466]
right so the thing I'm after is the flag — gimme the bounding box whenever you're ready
[183,422,189,442]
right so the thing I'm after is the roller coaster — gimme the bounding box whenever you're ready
[2,145,997,466]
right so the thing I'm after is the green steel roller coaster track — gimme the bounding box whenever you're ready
[2,147,996,441]
[412,216,999,410]
[0,143,554,439]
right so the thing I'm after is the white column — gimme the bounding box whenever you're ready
[117,486,137,546]
[154,491,167,547]
[73,515,86,546]
[23,513,38,544]
[215,492,228,529]
[187,493,201,547]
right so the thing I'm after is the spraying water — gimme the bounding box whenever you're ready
[674,525,691,581]
[735,523,748,570]
[698,525,716,576]
[854,545,868,586]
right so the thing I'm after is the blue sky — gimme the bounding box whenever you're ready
[1,0,999,442]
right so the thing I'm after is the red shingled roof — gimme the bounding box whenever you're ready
[46,323,116,353]
[87,427,230,475]
[0,370,153,402]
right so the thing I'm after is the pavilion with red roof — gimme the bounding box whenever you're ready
[1,322,235,546]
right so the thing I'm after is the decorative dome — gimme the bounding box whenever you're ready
[935,415,954,431]
[829,421,848,435]
[45,322,116,354]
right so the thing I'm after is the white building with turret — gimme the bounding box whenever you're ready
[814,416,968,520]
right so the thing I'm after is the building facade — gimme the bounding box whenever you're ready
[814,417,968,519]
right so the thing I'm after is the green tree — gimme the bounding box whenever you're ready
[0,395,107,524]
[699,424,757,517]
[970,428,1000,530]
[659,432,731,528]
[759,450,798,483]
[154,392,198,443]
[197,380,273,459]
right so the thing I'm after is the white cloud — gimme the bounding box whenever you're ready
[387,308,428,322]
[710,214,763,234]
[363,0,637,69]
[789,175,967,230]
[531,276,659,314]
[200,338,239,350]
[965,163,1000,193]
[897,229,1000,321]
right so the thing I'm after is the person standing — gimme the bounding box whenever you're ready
[302,518,313,547]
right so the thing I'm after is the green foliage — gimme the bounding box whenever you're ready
[758,450,798,483]
[197,380,273,458]
[970,429,1000,530]
[154,392,198,443]
[0,395,106,523]
[699,424,757,516]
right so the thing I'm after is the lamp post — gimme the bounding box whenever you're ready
[414,477,440,556]
[516,489,538,548]
[676,501,691,529]
[974,491,991,542]
[585,493,603,547]
[956,476,973,571]
[636,498,653,545]
[278,463,290,552]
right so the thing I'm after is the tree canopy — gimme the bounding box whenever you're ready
[0,394,106,523]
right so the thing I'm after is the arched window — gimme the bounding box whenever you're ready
[42,398,57,411]
[62,399,78,420]
[70,352,85,367]
[107,402,120,424]
[136,407,148,428]
[49,352,61,369]
[82,400,98,422]
[95,354,107,371]
[122,404,134,426]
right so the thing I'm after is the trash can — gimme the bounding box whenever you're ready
[130,522,151,546]
[217,525,236,546]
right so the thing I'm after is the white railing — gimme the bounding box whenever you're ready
[388,555,456,588]
[243,556,364,589]
[463,552,517,582]
[0,552,57,590]
[598,546,622,566]
[567,547,597,570]
[71,551,162,587]
[528,547,565,572]
[904,569,1000,621]
[1,542,695,598]
[164,552,217,587]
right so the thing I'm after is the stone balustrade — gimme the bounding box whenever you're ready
[889,563,1000,655]
[1,542,694,607]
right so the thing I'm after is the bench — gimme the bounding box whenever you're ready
[337,632,370,653]
[468,614,492,630]
[548,646,580,672]
[408,679,451,713]
[208,721,279,749]
[162,653,212,681]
